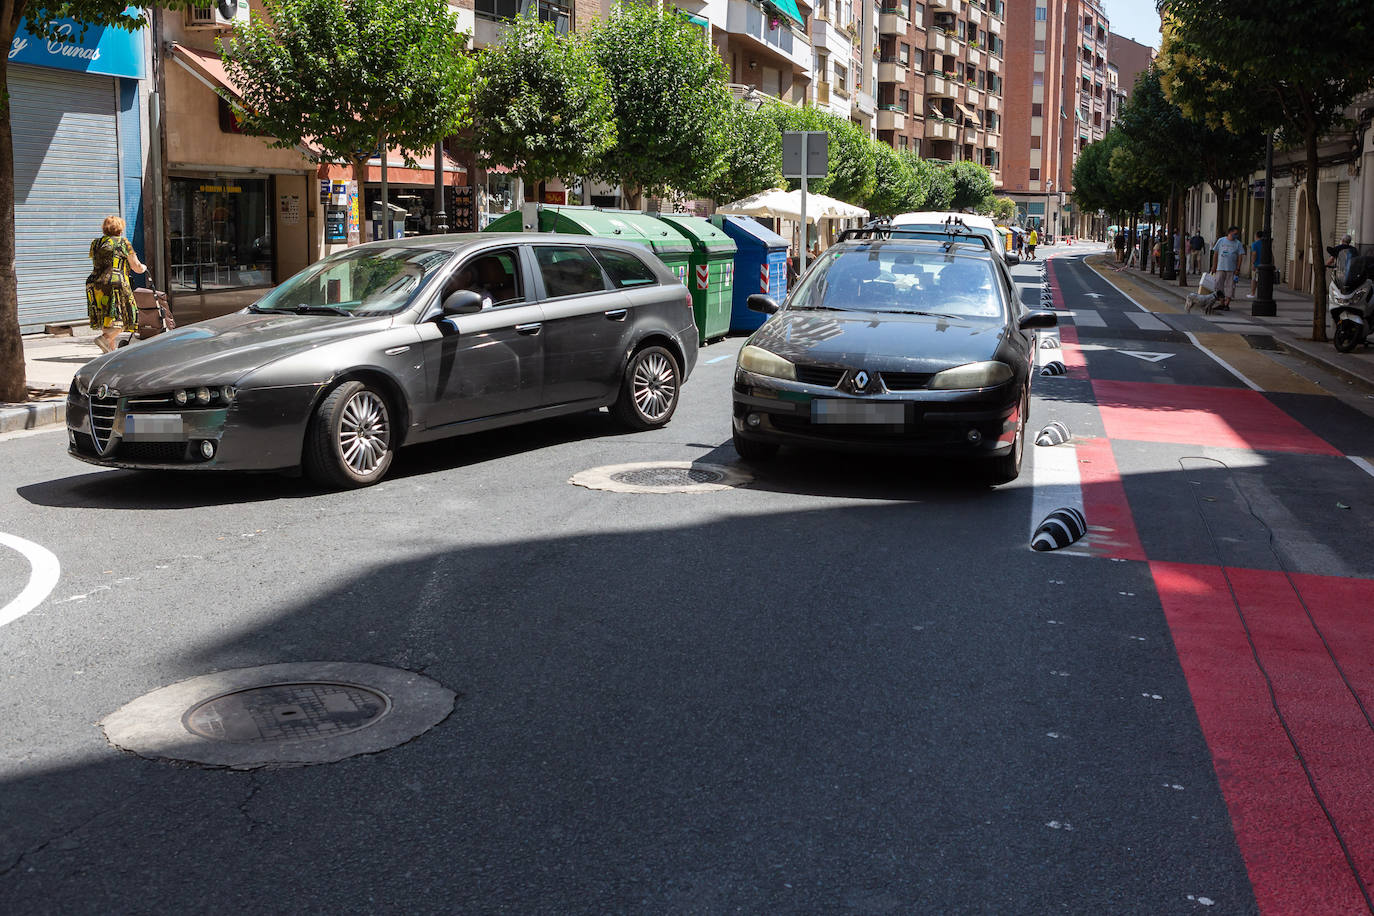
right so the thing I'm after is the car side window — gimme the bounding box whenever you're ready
[592,248,658,289]
[440,248,524,309]
[535,246,611,299]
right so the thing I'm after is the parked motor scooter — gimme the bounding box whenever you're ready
[1327,247,1374,352]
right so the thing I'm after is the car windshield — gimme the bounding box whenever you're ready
[789,245,1004,319]
[252,247,453,316]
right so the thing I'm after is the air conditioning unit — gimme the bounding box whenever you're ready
[186,0,250,28]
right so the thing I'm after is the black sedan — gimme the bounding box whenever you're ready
[731,233,1055,483]
[68,234,698,487]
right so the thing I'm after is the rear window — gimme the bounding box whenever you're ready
[534,246,611,298]
[593,248,658,288]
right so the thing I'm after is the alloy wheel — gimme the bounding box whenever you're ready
[632,351,677,422]
[338,390,391,476]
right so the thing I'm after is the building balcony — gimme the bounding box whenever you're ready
[962,126,979,145]
[926,29,958,55]
[926,118,959,141]
[964,84,981,106]
[965,3,981,26]
[878,60,907,84]
[724,0,814,76]
[986,53,1000,74]
[966,46,984,67]
[926,73,959,99]
[989,169,1002,186]
[877,107,906,131]
[854,89,876,116]
[984,93,999,112]
[878,10,905,35]
[929,0,961,12]
[810,18,853,55]
[987,13,1000,34]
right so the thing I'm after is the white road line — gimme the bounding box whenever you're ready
[0,532,61,629]
[1069,309,1106,327]
[1350,456,1374,479]
[1088,267,1263,391]
[1126,312,1170,331]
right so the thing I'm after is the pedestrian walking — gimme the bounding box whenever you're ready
[1189,230,1205,275]
[1114,231,1126,263]
[86,215,147,353]
[1210,225,1244,308]
[1248,230,1266,297]
[1026,228,1038,260]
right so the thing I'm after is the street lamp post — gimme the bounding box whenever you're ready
[1253,133,1276,317]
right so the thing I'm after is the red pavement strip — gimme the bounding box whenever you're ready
[1071,435,1146,561]
[1152,563,1374,914]
[1091,379,1341,457]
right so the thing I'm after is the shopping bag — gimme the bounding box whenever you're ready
[1197,271,1217,293]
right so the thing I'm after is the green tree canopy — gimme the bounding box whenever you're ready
[948,160,995,211]
[987,196,1018,223]
[918,159,956,211]
[226,0,473,190]
[701,99,784,205]
[587,4,731,202]
[468,14,616,191]
[866,144,919,218]
[898,152,936,212]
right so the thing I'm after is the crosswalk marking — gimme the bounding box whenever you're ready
[1127,312,1170,331]
[1069,309,1106,327]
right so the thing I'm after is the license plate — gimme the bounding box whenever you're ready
[124,413,184,440]
[811,399,906,425]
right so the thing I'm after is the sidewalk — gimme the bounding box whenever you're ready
[1084,250,1374,390]
[0,327,104,434]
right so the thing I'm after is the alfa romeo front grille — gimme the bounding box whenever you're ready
[89,395,118,452]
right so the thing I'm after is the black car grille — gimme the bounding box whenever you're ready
[89,395,117,451]
[794,364,846,387]
[880,371,934,391]
[115,441,191,462]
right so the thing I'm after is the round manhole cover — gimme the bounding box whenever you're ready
[101,662,454,769]
[184,682,391,743]
[570,461,750,494]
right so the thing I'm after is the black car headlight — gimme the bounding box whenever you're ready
[738,345,796,381]
[73,375,90,397]
[928,361,1013,390]
[173,386,236,406]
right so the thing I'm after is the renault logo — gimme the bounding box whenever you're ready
[852,370,870,391]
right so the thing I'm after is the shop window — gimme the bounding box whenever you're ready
[169,177,273,291]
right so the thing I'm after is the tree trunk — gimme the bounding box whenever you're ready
[1304,127,1327,341]
[0,47,27,404]
[1176,187,1189,288]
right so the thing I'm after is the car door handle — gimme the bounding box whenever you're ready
[515,323,543,335]
[604,309,628,321]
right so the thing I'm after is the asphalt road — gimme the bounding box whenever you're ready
[2,243,1372,914]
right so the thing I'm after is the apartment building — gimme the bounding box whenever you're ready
[1106,31,1153,99]
[1001,0,1108,238]
[867,0,1004,179]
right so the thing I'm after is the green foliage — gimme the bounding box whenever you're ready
[469,15,616,187]
[897,152,935,212]
[588,4,731,199]
[702,99,784,204]
[918,159,955,210]
[866,144,918,217]
[948,160,995,211]
[768,106,877,203]
[988,196,1018,222]
[225,0,473,173]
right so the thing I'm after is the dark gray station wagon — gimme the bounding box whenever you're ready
[67,233,699,487]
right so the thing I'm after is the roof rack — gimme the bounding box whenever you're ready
[837,216,996,253]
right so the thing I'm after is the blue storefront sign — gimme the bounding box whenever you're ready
[9,14,146,80]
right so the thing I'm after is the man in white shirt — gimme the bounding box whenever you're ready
[1211,225,1244,309]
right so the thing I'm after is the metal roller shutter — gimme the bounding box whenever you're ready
[11,65,122,331]
[1333,182,1351,244]
[1285,187,1298,265]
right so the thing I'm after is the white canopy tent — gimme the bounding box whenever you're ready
[717,188,869,223]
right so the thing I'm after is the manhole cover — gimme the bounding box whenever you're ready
[570,461,750,494]
[184,682,391,743]
[101,662,454,769]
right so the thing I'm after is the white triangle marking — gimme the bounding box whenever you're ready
[1120,350,1175,363]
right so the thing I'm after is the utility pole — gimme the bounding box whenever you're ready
[1253,133,1277,317]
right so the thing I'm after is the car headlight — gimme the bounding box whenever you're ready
[928,361,1014,390]
[73,375,90,397]
[738,345,797,381]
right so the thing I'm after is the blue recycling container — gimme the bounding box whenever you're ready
[711,215,789,332]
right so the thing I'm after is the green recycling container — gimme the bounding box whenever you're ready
[485,206,694,292]
[656,215,737,343]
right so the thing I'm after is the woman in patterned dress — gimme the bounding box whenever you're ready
[86,215,147,352]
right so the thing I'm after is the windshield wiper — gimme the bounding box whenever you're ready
[869,308,961,318]
[247,304,289,313]
[788,304,847,311]
[291,305,353,316]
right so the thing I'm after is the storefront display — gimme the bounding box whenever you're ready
[168,177,274,291]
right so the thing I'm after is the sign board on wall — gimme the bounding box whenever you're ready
[10,15,147,80]
[542,190,567,205]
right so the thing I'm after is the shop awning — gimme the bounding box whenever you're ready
[766,0,805,27]
[170,43,243,101]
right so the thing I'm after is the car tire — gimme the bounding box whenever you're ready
[612,345,680,430]
[986,390,1027,485]
[733,429,779,463]
[303,380,396,488]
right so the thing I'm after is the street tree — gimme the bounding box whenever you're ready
[1157,0,1374,339]
[468,14,615,195]
[987,196,1018,223]
[226,0,474,221]
[0,2,195,402]
[918,158,956,211]
[701,99,784,206]
[948,160,995,212]
[769,106,877,204]
[588,4,730,205]
[866,144,919,218]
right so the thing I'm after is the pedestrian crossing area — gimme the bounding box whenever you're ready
[1062,306,1262,334]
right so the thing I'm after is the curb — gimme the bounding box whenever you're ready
[1085,255,1374,392]
[0,398,66,434]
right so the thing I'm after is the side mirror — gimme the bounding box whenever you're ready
[441,289,485,316]
[1004,252,1021,266]
[747,294,780,315]
[1018,310,1058,330]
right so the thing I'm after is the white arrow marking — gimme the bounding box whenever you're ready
[1083,293,1104,298]
[0,532,61,628]
[1120,351,1175,363]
